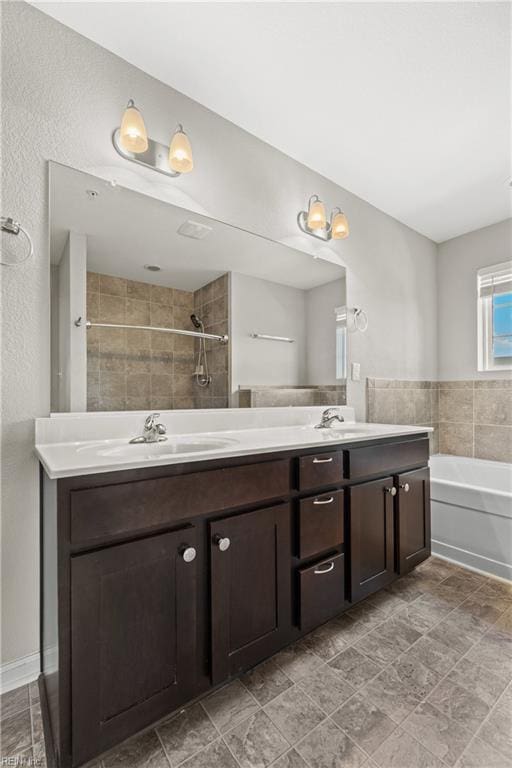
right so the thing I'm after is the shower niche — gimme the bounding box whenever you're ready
[49,162,347,412]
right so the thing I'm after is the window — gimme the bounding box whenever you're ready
[477,261,512,371]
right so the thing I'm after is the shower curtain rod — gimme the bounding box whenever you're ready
[74,318,229,344]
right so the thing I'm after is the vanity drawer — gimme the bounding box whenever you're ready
[298,490,344,559]
[69,459,290,547]
[299,552,346,631]
[345,439,429,480]
[297,452,344,491]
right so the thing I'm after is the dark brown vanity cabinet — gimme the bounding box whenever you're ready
[41,435,431,767]
[348,476,396,602]
[70,528,198,766]
[395,467,431,574]
[210,504,291,683]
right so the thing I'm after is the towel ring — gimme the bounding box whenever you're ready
[1,217,34,266]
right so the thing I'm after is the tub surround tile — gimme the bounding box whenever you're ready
[474,424,512,462]
[367,377,512,462]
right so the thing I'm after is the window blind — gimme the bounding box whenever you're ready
[478,261,512,297]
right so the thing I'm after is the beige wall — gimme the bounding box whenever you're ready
[1,2,437,666]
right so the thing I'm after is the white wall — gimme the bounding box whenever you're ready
[230,273,307,391]
[437,218,512,380]
[57,232,87,411]
[305,278,346,385]
[1,2,438,667]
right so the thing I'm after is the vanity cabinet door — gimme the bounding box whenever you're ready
[210,504,291,684]
[396,467,431,574]
[71,528,197,766]
[348,477,396,602]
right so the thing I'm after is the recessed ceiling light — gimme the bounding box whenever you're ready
[177,220,213,240]
[144,264,161,272]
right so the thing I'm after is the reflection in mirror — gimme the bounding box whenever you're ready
[49,162,347,412]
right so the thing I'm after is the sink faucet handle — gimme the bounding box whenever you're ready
[144,412,160,430]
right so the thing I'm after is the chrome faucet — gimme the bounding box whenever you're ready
[129,413,168,444]
[315,408,345,429]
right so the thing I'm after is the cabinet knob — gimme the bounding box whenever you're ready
[385,486,397,496]
[400,482,410,493]
[181,546,197,563]
[214,535,231,552]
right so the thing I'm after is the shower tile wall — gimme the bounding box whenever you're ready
[193,274,229,408]
[86,272,229,411]
[367,378,512,462]
[238,385,346,408]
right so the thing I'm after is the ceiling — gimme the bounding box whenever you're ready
[35,2,511,243]
[50,162,345,291]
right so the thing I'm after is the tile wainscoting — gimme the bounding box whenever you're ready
[367,379,512,463]
[238,385,347,408]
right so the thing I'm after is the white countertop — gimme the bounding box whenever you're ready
[35,407,432,479]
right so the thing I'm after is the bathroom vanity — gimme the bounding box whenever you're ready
[36,410,431,767]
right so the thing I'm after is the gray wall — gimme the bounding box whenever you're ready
[1,2,438,666]
[437,219,512,381]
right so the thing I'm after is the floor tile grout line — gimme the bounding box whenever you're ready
[471,678,512,761]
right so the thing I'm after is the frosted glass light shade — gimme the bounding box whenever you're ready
[169,126,194,173]
[119,100,148,154]
[307,197,327,230]
[331,211,350,239]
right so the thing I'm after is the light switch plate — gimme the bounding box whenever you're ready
[351,362,361,381]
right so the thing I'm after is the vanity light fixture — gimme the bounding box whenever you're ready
[113,99,194,179]
[297,196,350,242]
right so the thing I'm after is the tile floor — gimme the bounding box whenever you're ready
[2,558,512,768]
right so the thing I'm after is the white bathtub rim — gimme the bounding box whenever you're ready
[430,454,512,497]
[431,542,512,583]
[431,491,512,521]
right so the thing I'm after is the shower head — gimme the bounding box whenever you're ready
[190,313,203,329]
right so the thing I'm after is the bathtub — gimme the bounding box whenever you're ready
[430,455,512,581]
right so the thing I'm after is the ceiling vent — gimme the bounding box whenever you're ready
[177,220,213,240]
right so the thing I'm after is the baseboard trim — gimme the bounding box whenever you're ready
[0,651,40,694]
[432,539,512,582]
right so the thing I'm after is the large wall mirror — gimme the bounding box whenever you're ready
[50,162,347,412]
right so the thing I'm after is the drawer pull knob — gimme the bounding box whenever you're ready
[181,546,197,563]
[385,486,397,496]
[399,482,410,493]
[313,496,335,505]
[214,535,231,552]
[314,562,335,575]
[312,457,334,464]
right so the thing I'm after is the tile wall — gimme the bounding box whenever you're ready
[238,385,347,408]
[367,378,512,462]
[86,272,229,411]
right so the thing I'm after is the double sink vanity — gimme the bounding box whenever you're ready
[36,406,432,767]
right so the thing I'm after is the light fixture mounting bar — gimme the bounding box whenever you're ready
[112,128,181,179]
[297,211,331,242]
